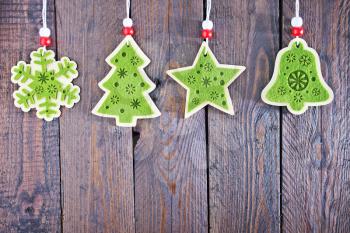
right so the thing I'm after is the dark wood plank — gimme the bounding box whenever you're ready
[56,0,135,232]
[282,0,350,232]
[0,0,61,232]
[132,0,208,232]
[208,0,281,232]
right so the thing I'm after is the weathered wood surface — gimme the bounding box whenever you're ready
[0,1,61,232]
[132,0,208,232]
[56,0,135,232]
[282,0,350,232]
[208,0,281,232]
[0,0,349,232]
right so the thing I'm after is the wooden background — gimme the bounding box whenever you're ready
[0,0,349,232]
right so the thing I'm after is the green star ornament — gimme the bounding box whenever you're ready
[167,42,245,118]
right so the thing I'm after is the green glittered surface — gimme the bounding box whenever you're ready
[11,47,80,121]
[92,36,160,127]
[262,38,333,114]
[167,42,245,118]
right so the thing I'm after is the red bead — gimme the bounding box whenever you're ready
[207,30,213,39]
[46,37,52,46]
[40,37,52,47]
[291,26,304,37]
[129,27,135,36]
[40,37,45,46]
[201,29,213,39]
[122,27,135,36]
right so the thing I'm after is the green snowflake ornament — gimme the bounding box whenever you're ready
[262,38,333,114]
[11,47,80,121]
[167,42,246,118]
[92,36,161,127]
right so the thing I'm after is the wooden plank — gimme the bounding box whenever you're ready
[132,0,208,232]
[56,0,135,232]
[282,0,350,232]
[0,0,61,232]
[208,0,281,232]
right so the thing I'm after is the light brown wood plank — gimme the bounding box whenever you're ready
[132,0,208,232]
[0,0,61,232]
[56,0,135,232]
[282,0,350,232]
[208,0,281,232]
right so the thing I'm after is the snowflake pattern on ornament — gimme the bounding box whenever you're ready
[11,47,80,121]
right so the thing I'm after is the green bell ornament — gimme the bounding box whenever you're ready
[261,0,333,115]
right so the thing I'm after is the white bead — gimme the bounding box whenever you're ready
[291,17,303,27]
[202,20,213,30]
[123,18,133,27]
[39,27,51,37]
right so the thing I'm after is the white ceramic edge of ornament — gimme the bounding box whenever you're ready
[166,42,246,119]
[91,35,161,127]
[11,48,80,121]
[261,38,334,115]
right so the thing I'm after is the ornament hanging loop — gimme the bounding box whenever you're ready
[126,0,130,19]
[202,0,213,55]
[291,0,304,41]
[42,0,47,29]
[39,0,51,48]
[295,0,299,18]
[205,0,212,21]
[122,0,134,42]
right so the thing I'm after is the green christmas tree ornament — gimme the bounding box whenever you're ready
[261,2,333,114]
[167,42,245,118]
[11,48,80,121]
[92,35,161,127]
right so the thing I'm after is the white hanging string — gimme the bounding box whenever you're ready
[204,0,212,54]
[126,0,131,19]
[206,0,212,21]
[295,0,300,42]
[42,0,47,29]
[295,0,300,18]
[125,0,131,44]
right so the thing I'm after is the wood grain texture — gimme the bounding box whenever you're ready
[56,0,135,232]
[208,0,281,232]
[1,0,350,232]
[0,1,61,233]
[132,0,208,232]
[282,0,350,232]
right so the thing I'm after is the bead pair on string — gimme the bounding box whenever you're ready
[122,18,135,36]
[201,0,213,40]
[290,0,304,37]
[39,27,52,47]
[201,20,213,39]
[39,0,52,47]
[121,0,135,36]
